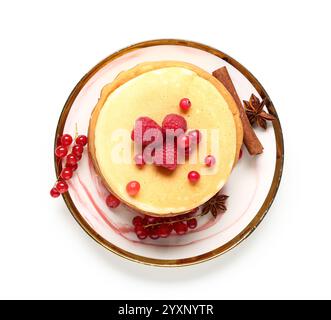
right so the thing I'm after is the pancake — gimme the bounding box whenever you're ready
[89,61,243,216]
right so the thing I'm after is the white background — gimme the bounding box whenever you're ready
[0,0,330,300]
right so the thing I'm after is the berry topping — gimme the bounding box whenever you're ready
[154,141,178,170]
[134,154,145,168]
[55,180,69,194]
[60,167,73,180]
[188,129,202,144]
[126,181,140,196]
[173,221,188,235]
[60,134,73,147]
[72,144,84,157]
[132,117,163,147]
[50,187,60,198]
[179,98,191,111]
[205,155,216,167]
[55,146,68,158]
[187,218,198,229]
[66,154,78,166]
[188,171,200,183]
[162,114,187,134]
[177,134,190,149]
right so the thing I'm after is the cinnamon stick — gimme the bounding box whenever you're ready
[212,67,263,155]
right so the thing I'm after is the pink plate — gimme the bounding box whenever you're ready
[54,39,284,267]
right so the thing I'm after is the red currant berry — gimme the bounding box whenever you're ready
[144,215,158,224]
[55,146,68,158]
[50,187,60,198]
[188,171,200,183]
[66,154,77,166]
[65,162,78,171]
[173,221,188,235]
[187,218,198,229]
[55,180,69,193]
[134,154,145,168]
[188,130,202,144]
[126,181,140,196]
[178,134,190,149]
[132,216,143,227]
[74,152,82,161]
[106,194,121,208]
[75,135,88,146]
[149,228,160,240]
[135,225,148,240]
[61,134,73,147]
[157,224,171,238]
[131,129,135,141]
[72,144,84,157]
[239,148,243,160]
[60,167,73,180]
[179,98,191,111]
[205,155,216,167]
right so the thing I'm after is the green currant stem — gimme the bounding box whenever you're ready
[144,210,209,229]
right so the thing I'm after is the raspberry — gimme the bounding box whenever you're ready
[162,114,187,135]
[154,141,178,170]
[132,117,163,147]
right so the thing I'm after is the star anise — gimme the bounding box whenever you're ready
[243,94,276,130]
[201,193,229,218]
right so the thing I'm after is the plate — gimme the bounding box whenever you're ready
[54,39,284,267]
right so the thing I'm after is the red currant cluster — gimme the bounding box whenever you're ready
[50,134,88,198]
[132,208,199,240]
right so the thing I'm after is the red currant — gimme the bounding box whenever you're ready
[179,98,191,111]
[149,228,160,240]
[56,180,69,193]
[205,155,216,167]
[131,129,135,141]
[173,221,188,235]
[126,181,140,196]
[134,154,145,168]
[144,215,159,224]
[132,216,143,227]
[157,224,172,238]
[187,218,198,229]
[72,144,84,157]
[66,154,77,166]
[188,130,202,144]
[188,171,200,183]
[75,135,88,146]
[74,152,82,161]
[135,225,148,240]
[178,134,190,149]
[50,187,60,198]
[60,167,73,180]
[65,162,78,171]
[61,134,73,147]
[55,146,68,158]
[106,194,121,208]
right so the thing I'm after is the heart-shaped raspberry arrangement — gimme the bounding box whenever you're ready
[131,113,202,171]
